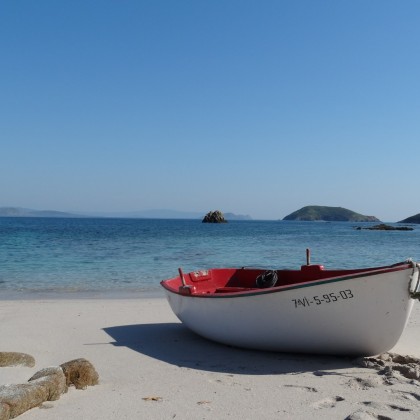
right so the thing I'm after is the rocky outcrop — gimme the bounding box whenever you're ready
[355,352,420,380]
[355,224,413,231]
[0,353,35,368]
[60,358,99,390]
[0,358,98,419]
[202,210,227,223]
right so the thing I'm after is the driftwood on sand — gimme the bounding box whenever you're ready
[0,357,99,420]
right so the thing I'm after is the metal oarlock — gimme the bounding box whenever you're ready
[178,267,195,295]
[178,267,186,286]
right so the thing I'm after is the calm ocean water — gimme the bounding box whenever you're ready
[0,217,419,299]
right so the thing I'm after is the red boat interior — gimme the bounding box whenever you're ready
[161,262,409,296]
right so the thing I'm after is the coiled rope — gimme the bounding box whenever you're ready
[256,270,278,288]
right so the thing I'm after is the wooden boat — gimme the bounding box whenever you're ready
[161,252,420,356]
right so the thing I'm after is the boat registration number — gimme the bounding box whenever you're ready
[292,289,354,308]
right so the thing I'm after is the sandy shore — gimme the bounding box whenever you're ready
[1,296,419,419]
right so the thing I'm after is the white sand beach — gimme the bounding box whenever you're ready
[1,297,419,419]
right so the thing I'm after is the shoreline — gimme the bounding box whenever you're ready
[1,298,419,419]
[0,289,165,301]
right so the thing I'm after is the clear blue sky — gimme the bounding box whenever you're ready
[1,1,419,221]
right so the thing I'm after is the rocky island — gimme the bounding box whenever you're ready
[202,210,227,223]
[399,213,420,224]
[283,206,380,222]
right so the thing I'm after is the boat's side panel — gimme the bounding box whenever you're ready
[164,267,414,356]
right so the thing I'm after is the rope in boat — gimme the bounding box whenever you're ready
[256,270,278,288]
[408,260,420,301]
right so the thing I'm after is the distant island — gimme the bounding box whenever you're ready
[0,207,252,221]
[283,206,380,222]
[0,207,82,218]
[224,212,252,221]
[398,213,420,224]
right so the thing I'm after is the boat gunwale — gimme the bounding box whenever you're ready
[161,261,412,299]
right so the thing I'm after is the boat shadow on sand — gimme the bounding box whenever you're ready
[103,322,355,375]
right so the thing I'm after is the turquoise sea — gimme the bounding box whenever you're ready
[0,217,419,299]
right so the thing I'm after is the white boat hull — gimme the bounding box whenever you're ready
[164,266,416,356]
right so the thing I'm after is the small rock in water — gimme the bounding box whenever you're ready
[202,210,227,223]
